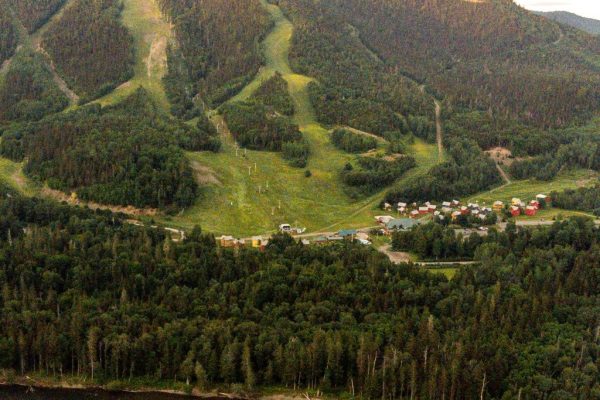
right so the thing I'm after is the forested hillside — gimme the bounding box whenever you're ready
[0,186,599,399]
[0,6,18,65]
[0,50,69,122]
[158,0,270,115]
[4,0,65,33]
[537,11,600,35]
[42,0,134,102]
[277,0,434,137]
[278,0,600,129]
[0,89,219,210]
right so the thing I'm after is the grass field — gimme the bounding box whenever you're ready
[426,267,458,279]
[91,0,171,111]
[0,157,38,196]
[160,1,443,236]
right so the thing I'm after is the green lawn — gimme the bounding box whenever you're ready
[91,0,171,111]
[0,157,38,196]
[426,267,458,279]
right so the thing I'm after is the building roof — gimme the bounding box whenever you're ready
[338,229,358,237]
[386,218,421,230]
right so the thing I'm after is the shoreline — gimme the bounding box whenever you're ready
[0,378,250,399]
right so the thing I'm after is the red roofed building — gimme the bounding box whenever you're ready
[525,206,537,216]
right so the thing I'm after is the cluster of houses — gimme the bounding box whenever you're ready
[217,235,269,250]
[217,229,372,250]
[379,193,551,228]
[382,199,496,222]
[501,194,551,217]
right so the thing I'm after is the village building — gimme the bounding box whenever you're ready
[536,194,551,204]
[410,210,420,218]
[452,211,462,221]
[460,206,470,215]
[442,201,452,208]
[493,201,504,212]
[338,229,358,240]
[375,215,395,225]
[397,202,408,208]
[218,235,236,248]
[529,200,540,210]
[386,218,421,233]
[511,206,521,217]
[525,206,537,216]
[419,206,430,214]
[356,232,370,241]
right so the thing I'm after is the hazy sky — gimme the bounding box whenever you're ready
[515,1,600,20]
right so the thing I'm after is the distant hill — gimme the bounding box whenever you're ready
[535,11,600,35]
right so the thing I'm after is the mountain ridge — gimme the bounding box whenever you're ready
[535,10,600,35]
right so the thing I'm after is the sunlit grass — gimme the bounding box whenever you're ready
[91,0,171,111]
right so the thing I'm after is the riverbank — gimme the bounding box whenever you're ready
[0,374,247,399]
[0,373,329,400]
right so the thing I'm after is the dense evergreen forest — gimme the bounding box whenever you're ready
[222,101,309,168]
[285,0,600,129]
[0,6,18,65]
[509,133,600,181]
[552,183,600,216]
[385,138,501,204]
[276,0,435,138]
[342,156,416,197]
[42,0,134,102]
[0,89,219,210]
[157,0,270,114]
[0,186,599,399]
[331,129,378,154]
[4,0,65,33]
[0,50,69,122]
[251,72,294,116]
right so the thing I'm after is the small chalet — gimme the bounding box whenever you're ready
[510,206,521,217]
[493,201,504,212]
[525,206,537,216]
[338,229,358,239]
[376,215,395,225]
[397,202,408,208]
[218,235,236,248]
[529,200,540,210]
[536,194,551,205]
[418,206,430,215]
[460,206,470,215]
[410,210,420,218]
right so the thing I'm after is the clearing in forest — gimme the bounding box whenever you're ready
[162,0,445,236]
[92,0,171,111]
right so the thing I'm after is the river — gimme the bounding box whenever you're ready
[0,384,236,400]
